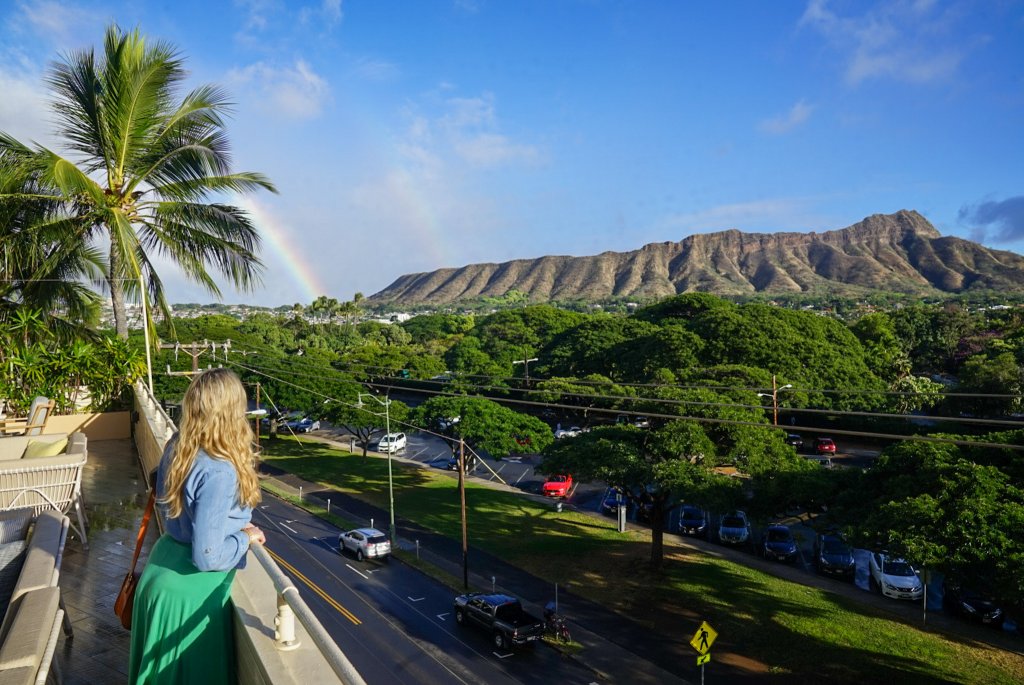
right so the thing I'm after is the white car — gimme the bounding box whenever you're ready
[376,432,407,453]
[286,417,320,433]
[339,528,391,561]
[554,426,583,439]
[869,552,923,600]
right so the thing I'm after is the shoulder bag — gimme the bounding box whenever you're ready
[115,489,156,630]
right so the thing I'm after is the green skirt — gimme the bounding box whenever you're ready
[128,535,237,685]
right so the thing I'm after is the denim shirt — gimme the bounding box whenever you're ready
[156,438,252,572]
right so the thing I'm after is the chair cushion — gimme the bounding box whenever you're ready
[0,540,27,619]
[0,511,33,544]
[0,586,59,670]
[21,438,68,459]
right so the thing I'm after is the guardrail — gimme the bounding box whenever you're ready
[133,381,365,685]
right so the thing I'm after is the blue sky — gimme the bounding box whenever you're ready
[1,0,1022,306]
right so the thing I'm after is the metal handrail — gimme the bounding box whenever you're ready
[249,544,367,685]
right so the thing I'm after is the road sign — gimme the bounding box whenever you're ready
[689,621,718,655]
[697,653,711,666]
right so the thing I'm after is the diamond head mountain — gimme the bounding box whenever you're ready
[367,210,1024,305]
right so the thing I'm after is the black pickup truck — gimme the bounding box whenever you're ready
[453,593,545,650]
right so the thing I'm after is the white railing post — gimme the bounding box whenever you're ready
[275,591,300,650]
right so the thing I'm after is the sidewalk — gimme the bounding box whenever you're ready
[258,445,692,685]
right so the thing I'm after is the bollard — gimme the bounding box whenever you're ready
[416,539,420,559]
[298,486,302,501]
[327,498,331,515]
[370,517,374,530]
[274,592,300,651]
[349,436,355,453]
[556,502,563,513]
[492,576,496,593]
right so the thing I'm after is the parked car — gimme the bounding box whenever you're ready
[678,505,708,538]
[286,417,320,433]
[804,455,834,469]
[868,552,923,600]
[453,593,545,650]
[376,432,407,453]
[542,474,573,498]
[554,426,583,439]
[813,532,856,578]
[600,487,626,516]
[943,581,1004,627]
[813,437,837,455]
[786,434,804,450]
[615,414,650,428]
[760,524,798,562]
[718,511,751,545]
[338,528,391,562]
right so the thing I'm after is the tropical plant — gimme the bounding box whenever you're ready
[0,24,275,338]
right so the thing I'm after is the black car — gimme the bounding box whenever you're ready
[943,581,1004,627]
[760,524,798,562]
[786,434,804,451]
[813,532,855,578]
[678,505,708,538]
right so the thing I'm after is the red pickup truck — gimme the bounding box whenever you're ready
[542,474,573,498]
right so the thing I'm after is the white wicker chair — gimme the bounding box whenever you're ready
[0,456,88,550]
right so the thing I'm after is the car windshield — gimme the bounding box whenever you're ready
[767,529,791,542]
[883,560,915,576]
[682,507,703,519]
[819,439,833,446]
[367,535,388,544]
[822,539,849,554]
[550,476,567,483]
[722,516,744,528]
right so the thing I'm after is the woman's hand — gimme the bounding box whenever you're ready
[242,524,266,546]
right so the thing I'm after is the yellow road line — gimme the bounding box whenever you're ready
[266,547,362,625]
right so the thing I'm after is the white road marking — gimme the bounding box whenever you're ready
[408,596,425,602]
[437,613,449,621]
[493,651,514,659]
[514,471,528,485]
[280,522,299,535]
[346,564,369,579]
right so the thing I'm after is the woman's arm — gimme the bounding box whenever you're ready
[190,467,250,571]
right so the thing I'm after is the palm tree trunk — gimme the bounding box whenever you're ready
[109,245,129,339]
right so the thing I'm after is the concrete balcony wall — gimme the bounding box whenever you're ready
[132,382,348,685]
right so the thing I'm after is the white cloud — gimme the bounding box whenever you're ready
[13,0,94,44]
[758,99,813,135]
[227,60,329,120]
[351,57,398,82]
[454,133,541,166]
[654,198,830,236]
[799,0,969,85]
[0,66,55,148]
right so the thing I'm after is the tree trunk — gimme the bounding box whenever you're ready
[649,500,667,568]
[109,245,129,338]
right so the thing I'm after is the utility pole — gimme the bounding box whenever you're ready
[459,437,469,590]
[511,357,538,385]
[757,374,793,426]
[161,339,232,376]
[254,381,261,450]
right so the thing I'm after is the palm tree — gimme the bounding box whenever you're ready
[0,24,276,337]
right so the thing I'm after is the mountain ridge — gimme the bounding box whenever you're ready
[368,210,1024,305]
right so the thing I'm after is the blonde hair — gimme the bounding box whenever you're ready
[161,368,261,518]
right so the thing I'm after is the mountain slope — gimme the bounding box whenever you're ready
[368,211,1024,305]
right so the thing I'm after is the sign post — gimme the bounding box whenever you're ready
[689,620,718,685]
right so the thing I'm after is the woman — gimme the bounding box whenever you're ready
[129,368,265,684]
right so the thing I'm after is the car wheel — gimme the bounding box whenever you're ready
[493,631,507,650]
[356,549,364,562]
[455,608,465,625]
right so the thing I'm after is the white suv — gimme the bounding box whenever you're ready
[869,552,923,600]
[377,432,407,453]
[339,528,391,561]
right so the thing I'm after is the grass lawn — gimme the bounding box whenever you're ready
[262,436,1024,684]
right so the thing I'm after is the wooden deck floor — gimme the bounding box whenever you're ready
[57,438,155,684]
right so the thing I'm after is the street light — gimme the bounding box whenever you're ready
[357,393,396,545]
[511,357,539,384]
[757,375,793,426]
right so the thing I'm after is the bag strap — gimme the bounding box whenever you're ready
[129,490,156,573]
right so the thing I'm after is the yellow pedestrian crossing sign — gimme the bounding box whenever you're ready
[690,621,717,655]
[697,653,711,666]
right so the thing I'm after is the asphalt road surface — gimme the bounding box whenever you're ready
[252,492,601,685]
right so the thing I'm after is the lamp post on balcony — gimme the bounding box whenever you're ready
[757,375,793,426]
[357,393,395,545]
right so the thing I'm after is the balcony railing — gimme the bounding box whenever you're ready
[133,381,365,685]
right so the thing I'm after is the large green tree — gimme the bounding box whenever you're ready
[0,25,275,337]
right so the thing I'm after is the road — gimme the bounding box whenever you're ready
[252,491,601,685]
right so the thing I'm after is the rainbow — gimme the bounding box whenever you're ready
[238,196,326,302]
